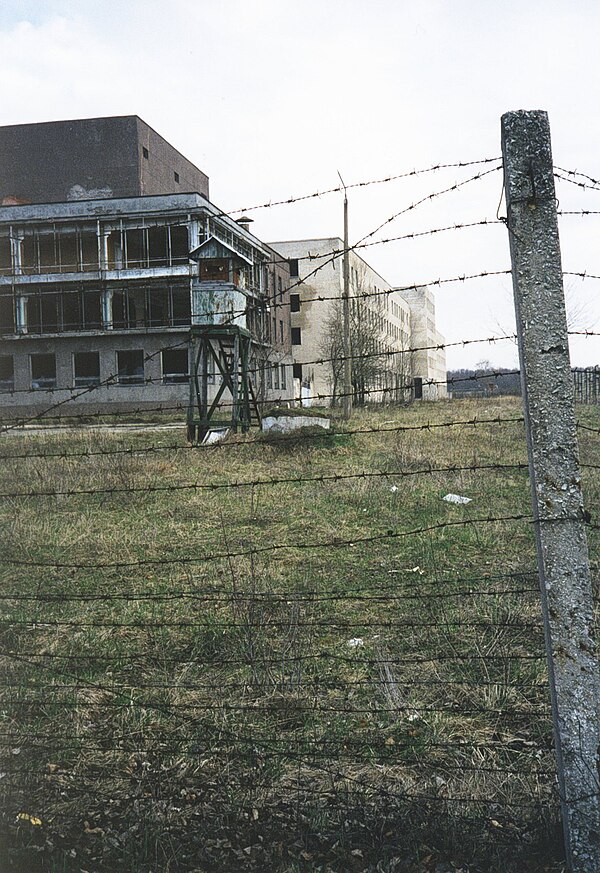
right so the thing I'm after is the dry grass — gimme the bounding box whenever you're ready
[1,396,598,871]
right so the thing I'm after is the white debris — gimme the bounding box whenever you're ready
[443,493,472,505]
[347,638,364,648]
[389,485,398,493]
[202,428,230,445]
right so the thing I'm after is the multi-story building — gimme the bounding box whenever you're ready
[268,238,446,404]
[0,118,293,420]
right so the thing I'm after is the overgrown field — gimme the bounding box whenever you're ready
[1,397,599,872]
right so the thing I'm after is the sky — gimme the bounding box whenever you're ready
[1,0,600,368]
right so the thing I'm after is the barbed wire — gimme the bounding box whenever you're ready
[0,513,533,570]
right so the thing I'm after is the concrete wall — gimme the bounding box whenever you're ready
[0,116,209,205]
[400,285,447,399]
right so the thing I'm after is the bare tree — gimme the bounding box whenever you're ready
[320,267,412,406]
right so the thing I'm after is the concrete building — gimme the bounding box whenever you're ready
[0,119,293,420]
[269,238,446,404]
[0,115,210,205]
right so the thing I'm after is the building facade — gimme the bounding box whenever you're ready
[0,193,293,419]
[269,238,446,404]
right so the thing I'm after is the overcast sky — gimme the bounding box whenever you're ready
[1,0,599,368]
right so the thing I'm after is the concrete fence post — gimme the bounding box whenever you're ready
[501,109,600,872]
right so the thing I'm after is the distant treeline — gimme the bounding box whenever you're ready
[447,368,521,397]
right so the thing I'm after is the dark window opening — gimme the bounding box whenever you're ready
[199,258,229,282]
[288,259,299,278]
[0,355,14,392]
[291,327,301,345]
[125,228,146,268]
[31,353,56,389]
[174,171,180,183]
[147,288,169,327]
[281,363,287,390]
[162,349,188,383]
[27,293,61,333]
[293,363,302,380]
[117,350,144,384]
[113,291,138,330]
[170,225,189,263]
[279,319,284,343]
[143,146,149,159]
[148,226,169,268]
[0,295,14,333]
[0,237,12,275]
[170,286,191,326]
[290,293,300,313]
[74,352,100,387]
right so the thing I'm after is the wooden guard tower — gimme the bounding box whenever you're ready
[187,234,262,443]
[187,324,261,442]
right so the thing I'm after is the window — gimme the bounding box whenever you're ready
[267,362,273,389]
[174,171,180,183]
[0,294,14,333]
[74,352,100,387]
[31,353,56,389]
[290,294,300,313]
[116,350,144,384]
[288,259,299,278]
[280,363,286,390]
[0,356,14,391]
[293,363,302,380]
[278,276,283,298]
[279,320,284,343]
[273,362,280,390]
[291,327,301,345]
[162,349,188,383]
[142,147,149,159]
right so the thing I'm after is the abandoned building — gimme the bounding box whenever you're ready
[268,238,448,404]
[0,117,293,420]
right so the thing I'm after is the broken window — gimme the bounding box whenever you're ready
[0,356,14,391]
[0,294,14,333]
[116,350,144,384]
[288,259,299,278]
[291,327,301,345]
[125,228,146,268]
[162,349,188,383]
[31,353,56,389]
[290,294,300,313]
[170,226,189,264]
[26,292,61,333]
[73,352,100,387]
[0,237,12,275]
[200,258,229,282]
[113,290,138,330]
[170,286,191,325]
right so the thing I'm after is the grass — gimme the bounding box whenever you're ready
[0,396,599,871]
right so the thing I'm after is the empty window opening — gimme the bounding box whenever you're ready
[279,320,284,343]
[31,353,56,389]
[174,171,180,183]
[288,259,299,278]
[0,355,14,391]
[291,327,301,345]
[199,258,229,282]
[0,237,12,275]
[162,349,188,383]
[292,363,302,380]
[290,294,300,313]
[143,147,149,159]
[116,350,144,384]
[74,352,100,387]
[0,294,14,333]
[280,363,286,390]
[273,362,280,390]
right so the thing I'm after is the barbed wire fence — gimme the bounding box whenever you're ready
[0,114,599,873]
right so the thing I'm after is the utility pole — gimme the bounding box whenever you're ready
[338,172,352,420]
[502,109,600,873]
